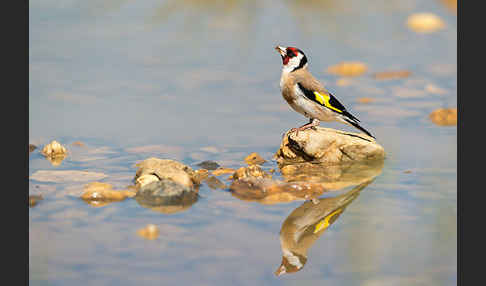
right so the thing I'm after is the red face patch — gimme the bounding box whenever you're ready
[283,56,290,65]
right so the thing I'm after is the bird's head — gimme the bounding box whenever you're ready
[275,46,308,73]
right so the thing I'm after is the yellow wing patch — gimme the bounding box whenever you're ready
[314,208,343,234]
[314,91,343,113]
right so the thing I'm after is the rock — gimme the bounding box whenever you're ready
[192,169,210,185]
[429,108,457,126]
[196,160,220,170]
[30,170,108,183]
[29,144,37,153]
[41,140,68,166]
[134,158,196,189]
[80,182,136,207]
[229,178,326,205]
[275,182,368,276]
[212,168,236,176]
[275,127,385,165]
[407,13,445,33]
[135,174,160,189]
[29,195,43,207]
[136,224,159,240]
[372,70,411,80]
[244,152,266,165]
[279,160,384,191]
[230,165,272,181]
[134,179,198,214]
[327,62,367,77]
[205,176,226,190]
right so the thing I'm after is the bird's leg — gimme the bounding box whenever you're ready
[290,118,320,136]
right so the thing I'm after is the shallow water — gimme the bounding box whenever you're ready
[29,0,456,285]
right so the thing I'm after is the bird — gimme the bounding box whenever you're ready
[275,46,375,139]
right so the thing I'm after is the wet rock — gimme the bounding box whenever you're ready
[81,182,136,207]
[230,178,326,205]
[192,169,210,185]
[134,158,196,189]
[135,179,198,214]
[30,170,108,183]
[135,174,160,189]
[29,144,37,153]
[212,168,236,176]
[137,224,159,240]
[244,152,266,165]
[407,13,445,33]
[196,160,220,170]
[275,182,368,276]
[275,127,385,165]
[327,62,367,77]
[279,160,384,191]
[429,108,457,126]
[230,165,272,181]
[29,195,43,207]
[205,176,226,190]
[41,140,68,166]
[372,70,411,80]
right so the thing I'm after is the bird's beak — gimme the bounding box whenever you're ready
[275,46,286,56]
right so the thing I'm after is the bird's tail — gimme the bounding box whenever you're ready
[340,116,375,139]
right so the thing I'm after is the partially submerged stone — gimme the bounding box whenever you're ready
[41,140,68,165]
[81,182,136,207]
[429,108,457,126]
[192,169,210,185]
[134,158,196,189]
[135,179,198,214]
[275,127,385,165]
[327,62,367,77]
[29,195,43,208]
[407,13,445,33]
[137,224,159,240]
[244,152,266,165]
[196,160,220,170]
[230,165,272,181]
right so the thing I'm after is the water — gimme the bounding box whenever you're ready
[29,0,457,285]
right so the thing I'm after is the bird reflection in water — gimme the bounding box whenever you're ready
[275,180,372,276]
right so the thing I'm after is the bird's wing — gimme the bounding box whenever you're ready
[295,80,360,123]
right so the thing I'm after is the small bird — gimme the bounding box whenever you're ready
[275,46,375,139]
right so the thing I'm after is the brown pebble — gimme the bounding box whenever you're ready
[429,108,457,126]
[404,170,412,174]
[244,152,266,165]
[29,144,37,153]
[137,224,159,240]
[205,176,226,190]
[29,195,43,207]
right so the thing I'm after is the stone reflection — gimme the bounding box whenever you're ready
[275,180,371,276]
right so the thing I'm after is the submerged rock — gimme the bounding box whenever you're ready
[205,176,226,190]
[135,179,198,214]
[275,127,385,165]
[244,152,266,165]
[196,160,220,170]
[41,140,68,166]
[81,182,136,207]
[192,169,210,185]
[137,224,159,240]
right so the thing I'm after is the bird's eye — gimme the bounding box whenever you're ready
[286,49,295,57]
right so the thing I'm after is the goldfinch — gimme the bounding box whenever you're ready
[275,46,375,139]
